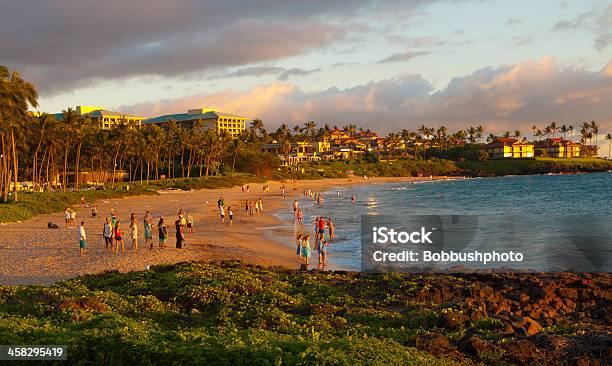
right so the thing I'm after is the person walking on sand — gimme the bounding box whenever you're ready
[281,185,286,198]
[245,200,249,215]
[115,221,125,254]
[130,215,139,251]
[175,219,184,249]
[103,217,114,252]
[249,200,254,216]
[143,211,153,249]
[327,218,335,241]
[158,217,168,248]
[219,205,225,224]
[300,235,312,266]
[228,207,234,226]
[77,221,87,256]
[187,212,194,233]
[258,198,263,213]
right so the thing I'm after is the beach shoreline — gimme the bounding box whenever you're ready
[0,176,459,286]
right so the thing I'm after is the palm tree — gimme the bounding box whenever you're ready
[0,66,39,201]
[513,130,521,139]
[476,125,484,143]
[590,120,599,146]
[550,122,557,138]
[605,133,612,159]
[532,125,537,141]
[568,125,574,141]
[31,113,56,189]
[560,125,568,140]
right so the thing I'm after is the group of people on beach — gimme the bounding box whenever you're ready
[292,194,337,269]
[75,208,195,256]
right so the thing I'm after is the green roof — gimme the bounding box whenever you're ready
[144,111,246,124]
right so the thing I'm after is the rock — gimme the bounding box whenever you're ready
[558,288,578,299]
[519,293,530,303]
[512,316,542,336]
[440,311,468,330]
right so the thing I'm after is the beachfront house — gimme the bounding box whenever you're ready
[261,139,330,166]
[53,106,145,129]
[144,108,247,138]
[484,138,534,158]
[535,138,581,158]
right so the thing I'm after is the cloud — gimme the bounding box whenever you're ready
[124,58,612,134]
[511,36,533,46]
[386,35,446,48]
[379,50,429,63]
[0,0,437,94]
[505,18,524,26]
[277,68,322,81]
[552,3,612,51]
[220,66,286,79]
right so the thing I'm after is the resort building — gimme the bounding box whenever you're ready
[53,106,145,129]
[535,138,581,158]
[484,138,534,158]
[260,139,331,166]
[144,108,247,138]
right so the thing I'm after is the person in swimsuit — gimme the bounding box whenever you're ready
[186,213,194,233]
[103,217,113,252]
[296,234,303,256]
[318,239,328,269]
[301,235,311,265]
[130,216,139,251]
[175,219,184,249]
[158,217,168,248]
[228,207,233,226]
[327,218,335,241]
[115,221,125,254]
[143,211,153,250]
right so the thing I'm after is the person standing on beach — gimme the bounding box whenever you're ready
[186,212,194,233]
[228,207,233,226]
[175,219,184,249]
[281,185,286,198]
[218,196,224,209]
[245,200,249,215]
[158,217,168,248]
[293,200,299,214]
[77,221,87,256]
[115,221,125,254]
[103,217,114,252]
[111,209,117,229]
[317,217,326,241]
[301,235,311,265]
[129,214,139,251]
[249,201,254,216]
[143,211,153,249]
[318,239,328,269]
[70,209,77,227]
[327,218,335,241]
[296,209,304,224]
[64,208,71,228]
[219,205,225,224]
[258,198,263,213]
[296,234,303,256]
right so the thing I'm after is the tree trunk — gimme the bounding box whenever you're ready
[75,141,82,190]
[63,146,69,192]
[11,129,18,202]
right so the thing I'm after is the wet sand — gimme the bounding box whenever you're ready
[0,176,458,285]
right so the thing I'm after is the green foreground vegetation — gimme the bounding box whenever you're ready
[1,262,607,365]
[0,262,474,365]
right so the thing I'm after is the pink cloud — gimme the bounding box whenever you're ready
[124,58,612,134]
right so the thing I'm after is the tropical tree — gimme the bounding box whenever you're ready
[0,66,39,202]
[604,133,612,159]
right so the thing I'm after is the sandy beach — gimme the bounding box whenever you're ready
[0,176,457,285]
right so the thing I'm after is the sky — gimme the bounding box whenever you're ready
[1,0,611,135]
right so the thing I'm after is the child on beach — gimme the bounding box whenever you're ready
[327,218,335,241]
[115,221,125,254]
[91,207,98,219]
[219,205,225,224]
[187,213,194,233]
[77,221,87,256]
[228,207,233,226]
[318,239,328,269]
[158,217,168,248]
[130,216,139,251]
[103,217,114,252]
[144,211,153,249]
[296,234,303,256]
[70,210,77,227]
[300,235,312,265]
[64,208,71,228]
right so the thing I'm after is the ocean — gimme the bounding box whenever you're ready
[276,172,612,272]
